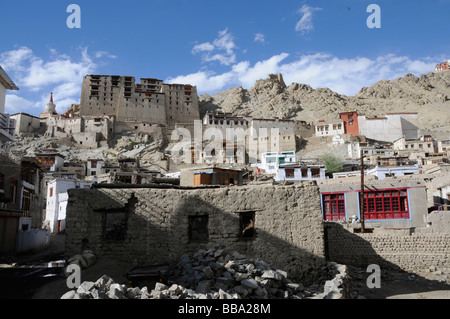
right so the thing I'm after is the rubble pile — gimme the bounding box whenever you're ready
[166,247,306,299]
[66,250,97,270]
[61,247,356,299]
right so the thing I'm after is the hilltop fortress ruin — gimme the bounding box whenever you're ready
[79,75,200,127]
[11,75,202,149]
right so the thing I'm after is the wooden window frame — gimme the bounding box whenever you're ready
[363,189,409,220]
[322,193,346,221]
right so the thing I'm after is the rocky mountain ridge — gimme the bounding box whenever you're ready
[199,71,450,133]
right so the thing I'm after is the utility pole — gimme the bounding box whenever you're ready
[360,149,365,233]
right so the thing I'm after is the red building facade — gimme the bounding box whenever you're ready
[339,111,360,136]
[435,62,449,72]
[321,187,411,222]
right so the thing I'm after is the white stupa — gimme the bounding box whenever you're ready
[40,92,57,118]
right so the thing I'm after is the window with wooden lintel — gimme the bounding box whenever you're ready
[188,215,209,243]
[311,168,321,178]
[240,212,256,240]
[285,169,295,179]
[103,211,128,241]
[301,168,308,178]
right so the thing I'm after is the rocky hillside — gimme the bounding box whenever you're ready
[199,71,450,133]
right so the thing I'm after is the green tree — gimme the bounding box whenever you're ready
[321,153,344,178]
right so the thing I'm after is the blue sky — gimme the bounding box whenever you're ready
[1,0,448,116]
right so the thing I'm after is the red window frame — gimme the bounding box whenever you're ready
[322,193,346,221]
[363,189,409,220]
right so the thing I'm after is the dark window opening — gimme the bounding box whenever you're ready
[9,178,18,204]
[240,212,256,240]
[285,169,295,178]
[311,168,321,178]
[103,212,127,241]
[301,168,308,178]
[188,215,209,243]
[0,173,5,189]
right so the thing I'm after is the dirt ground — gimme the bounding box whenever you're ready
[346,265,450,299]
[3,233,450,299]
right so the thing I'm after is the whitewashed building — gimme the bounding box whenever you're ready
[275,163,327,183]
[86,158,105,177]
[315,120,345,137]
[438,140,450,153]
[366,164,419,180]
[348,142,394,160]
[393,135,437,154]
[45,178,95,233]
[0,66,18,142]
[10,113,41,136]
[258,151,297,174]
[358,113,419,143]
[333,156,419,180]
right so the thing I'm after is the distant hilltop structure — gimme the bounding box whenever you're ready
[10,74,202,149]
[40,92,57,118]
[79,75,200,127]
[435,60,449,72]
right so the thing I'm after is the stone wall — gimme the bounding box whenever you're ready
[65,184,326,283]
[325,222,450,272]
[425,211,450,233]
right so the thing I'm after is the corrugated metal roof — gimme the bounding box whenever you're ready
[0,66,19,90]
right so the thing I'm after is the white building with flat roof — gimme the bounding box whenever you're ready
[348,142,394,160]
[258,151,297,174]
[86,158,105,177]
[315,119,344,137]
[358,113,419,143]
[0,66,19,142]
[275,163,327,183]
[45,178,95,233]
[393,135,437,154]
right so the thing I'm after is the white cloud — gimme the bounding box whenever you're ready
[95,51,118,59]
[192,42,215,54]
[295,4,322,35]
[167,52,438,96]
[254,33,266,43]
[0,46,116,115]
[192,28,237,66]
[0,47,35,74]
[5,94,36,114]
[20,47,96,90]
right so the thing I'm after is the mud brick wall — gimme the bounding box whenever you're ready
[325,222,450,271]
[65,184,326,282]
